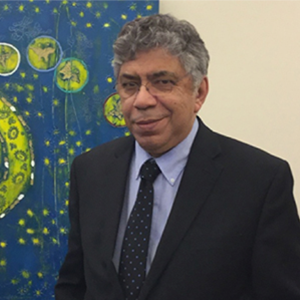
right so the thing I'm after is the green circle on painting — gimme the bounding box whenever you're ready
[27,36,62,71]
[0,43,20,76]
[55,58,89,93]
[104,93,126,127]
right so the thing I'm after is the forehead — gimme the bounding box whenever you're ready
[118,48,186,78]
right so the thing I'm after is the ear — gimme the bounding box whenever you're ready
[194,76,209,113]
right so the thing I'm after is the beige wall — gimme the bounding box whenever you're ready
[160,0,300,209]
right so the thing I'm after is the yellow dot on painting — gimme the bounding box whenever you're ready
[37,112,43,118]
[18,238,26,245]
[26,228,35,234]
[62,0,68,4]
[11,278,19,284]
[13,96,18,103]
[65,200,69,206]
[0,259,7,267]
[86,2,92,8]
[59,210,64,215]
[68,148,75,155]
[85,148,91,152]
[86,23,92,28]
[121,14,127,20]
[130,4,137,10]
[0,242,7,248]
[37,272,43,278]
[93,85,99,94]
[76,141,82,147]
[25,111,30,116]
[71,21,77,27]
[103,23,110,28]
[85,129,91,135]
[65,182,69,188]
[146,5,153,10]
[60,228,67,234]
[79,11,84,17]
[42,208,49,216]
[20,72,26,78]
[33,73,38,79]
[45,0,50,4]
[21,270,30,279]
[18,4,24,12]
[26,84,34,91]
[53,99,59,106]
[45,140,50,146]
[15,84,24,92]
[32,238,40,245]
[26,97,32,103]
[35,290,42,296]
[72,2,77,6]
[4,5,9,11]
[35,6,40,13]
[42,228,49,235]
[107,77,113,83]
[18,219,26,226]
[125,131,131,136]
[95,11,101,18]
[27,209,34,217]
[58,158,66,165]
[69,130,76,136]
[5,83,10,89]
[59,140,66,146]
[43,86,48,93]
[137,14,142,19]
[52,237,58,244]
[53,8,58,14]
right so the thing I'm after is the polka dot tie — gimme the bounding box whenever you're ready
[119,158,161,300]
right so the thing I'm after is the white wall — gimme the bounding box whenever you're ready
[160,0,300,210]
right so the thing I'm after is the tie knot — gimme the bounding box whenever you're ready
[140,159,161,183]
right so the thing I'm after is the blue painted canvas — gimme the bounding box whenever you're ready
[0,1,158,299]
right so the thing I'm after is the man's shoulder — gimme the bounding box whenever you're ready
[212,130,289,176]
[72,135,134,166]
[198,122,288,171]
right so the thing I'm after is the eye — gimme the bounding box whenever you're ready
[151,79,176,92]
[154,79,176,85]
[120,82,139,91]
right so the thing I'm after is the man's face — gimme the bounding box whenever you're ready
[118,48,208,157]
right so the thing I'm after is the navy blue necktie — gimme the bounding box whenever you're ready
[119,159,161,300]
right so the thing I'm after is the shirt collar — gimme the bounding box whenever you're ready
[134,118,199,186]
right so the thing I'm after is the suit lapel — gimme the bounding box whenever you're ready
[139,120,224,300]
[87,136,134,298]
[99,136,135,260]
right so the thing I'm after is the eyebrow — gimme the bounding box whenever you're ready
[119,71,178,81]
[119,74,140,81]
[148,71,177,79]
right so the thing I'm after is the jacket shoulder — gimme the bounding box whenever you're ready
[72,135,134,168]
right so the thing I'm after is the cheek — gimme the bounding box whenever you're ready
[120,99,130,116]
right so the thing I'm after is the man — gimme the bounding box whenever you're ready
[55,14,300,300]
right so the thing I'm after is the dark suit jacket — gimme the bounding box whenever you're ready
[55,119,300,300]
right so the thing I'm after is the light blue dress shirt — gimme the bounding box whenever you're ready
[112,119,199,273]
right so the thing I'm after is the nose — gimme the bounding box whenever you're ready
[133,85,157,109]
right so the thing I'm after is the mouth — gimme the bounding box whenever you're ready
[135,118,164,131]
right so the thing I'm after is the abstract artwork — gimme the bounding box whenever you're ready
[0,1,158,299]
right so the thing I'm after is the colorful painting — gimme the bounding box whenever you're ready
[0,1,158,299]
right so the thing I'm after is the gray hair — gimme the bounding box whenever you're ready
[113,14,210,87]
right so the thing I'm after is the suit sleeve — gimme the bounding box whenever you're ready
[55,158,86,299]
[252,161,300,299]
